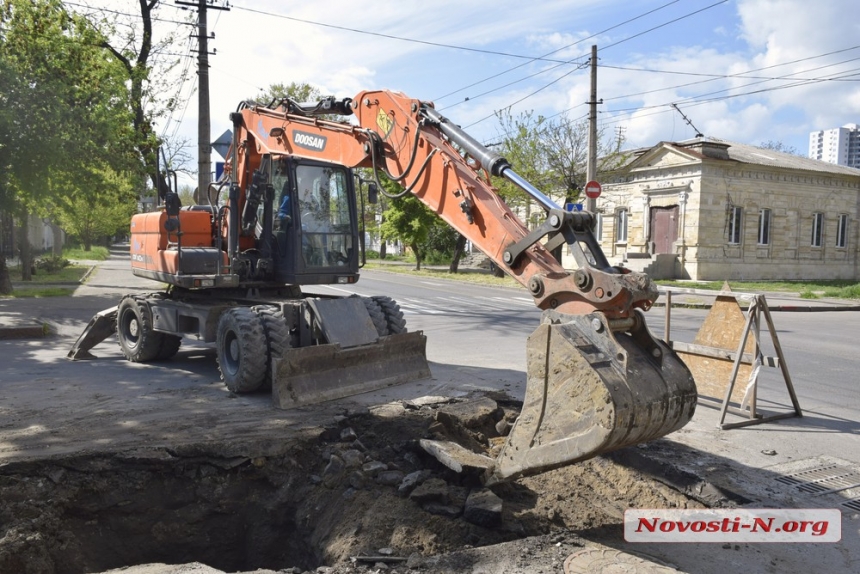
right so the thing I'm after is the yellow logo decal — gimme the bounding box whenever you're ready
[376,109,393,136]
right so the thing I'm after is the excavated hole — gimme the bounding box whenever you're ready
[0,395,705,574]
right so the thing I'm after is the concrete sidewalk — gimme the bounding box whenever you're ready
[0,245,154,340]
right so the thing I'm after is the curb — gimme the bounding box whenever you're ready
[0,321,48,340]
[652,301,860,312]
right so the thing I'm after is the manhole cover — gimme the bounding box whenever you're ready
[564,548,681,573]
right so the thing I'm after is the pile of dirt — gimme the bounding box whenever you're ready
[0,393,703,574]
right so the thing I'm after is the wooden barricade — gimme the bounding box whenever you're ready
[660,285,803,430]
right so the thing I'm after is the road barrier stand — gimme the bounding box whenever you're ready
[659,284,803,430]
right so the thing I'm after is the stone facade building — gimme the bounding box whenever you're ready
[593,138,860,281]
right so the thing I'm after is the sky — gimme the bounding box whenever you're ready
[70,0,860,184]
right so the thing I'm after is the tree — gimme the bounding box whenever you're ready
[252,82,324,106]
[378,178,439,271]
[54,169,137,250]
[93,0,189,191]
[493,109,552,226]
[494,108,626,217]
[0,0,138,289]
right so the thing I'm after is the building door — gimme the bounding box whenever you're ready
[650,206,679,254]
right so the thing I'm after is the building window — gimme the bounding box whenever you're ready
[616,209,628,243]
[757,208,771,245]
[836,214,848,248]
[811,212,824,247]
[728,206,742,244]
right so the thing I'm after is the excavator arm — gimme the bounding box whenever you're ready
[228,90,697,484]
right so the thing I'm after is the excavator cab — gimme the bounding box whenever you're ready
[265,157,361,285]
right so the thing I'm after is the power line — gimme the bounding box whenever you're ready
[63,1,192,26]
[601,50,860,106]
[433,0,684,103]
[530,45,860,139]
[231,3,585,65]
[456,0,731,129]
[601,43,860,80]
[596,66,860,133]
[600,0,729,52]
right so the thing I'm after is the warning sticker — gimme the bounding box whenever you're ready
[376,109,394,137]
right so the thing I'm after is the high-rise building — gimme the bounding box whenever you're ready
[809,123,860,168]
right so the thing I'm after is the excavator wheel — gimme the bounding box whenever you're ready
[372,295,407,334]
[155,334,182,360]
[360,296,389,337]
[216,307,268,393]
[252,305,290,390]
[116,295,164,363]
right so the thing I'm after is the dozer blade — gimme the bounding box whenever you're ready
[68,306,118,360]
[421,309,697,485]
[271,331,431,409]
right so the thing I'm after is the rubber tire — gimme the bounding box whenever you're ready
[360,296,389,337]
[216,307,268,393]
[116,296,164,362]
[252,305,290,390]
[156,334,182,360]
[372,295,407,334]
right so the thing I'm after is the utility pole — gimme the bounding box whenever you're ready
[176,0,230,203]
[586,45,602,213]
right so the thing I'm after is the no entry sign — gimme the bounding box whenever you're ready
[584,180,602,199]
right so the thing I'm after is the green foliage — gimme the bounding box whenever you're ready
[34,255,70,273]
[54,167,138,250]
[491,108,627,221]
[2,286,75,298]
[253,82,324,107]
[823,284,860,299]
[0,0,139,240]
[657,279,860,299]
[378,177,443,270]
[11,262,86,283]
[0,0,130,286]
[63,245,110,261]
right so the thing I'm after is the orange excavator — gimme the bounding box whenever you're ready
[70,90,696,485]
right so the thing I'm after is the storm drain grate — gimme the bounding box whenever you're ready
[776,464,860,512]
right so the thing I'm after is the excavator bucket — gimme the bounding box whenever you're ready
[422,309,697,485]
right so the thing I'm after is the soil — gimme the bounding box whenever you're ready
[0,393,706,574]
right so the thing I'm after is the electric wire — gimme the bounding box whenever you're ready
[433,0,683,103]
[455,0,731,129]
